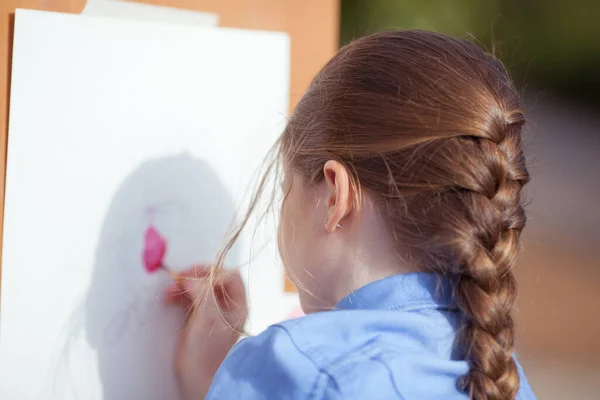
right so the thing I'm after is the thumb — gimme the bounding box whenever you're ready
[172,277,216,312]
[183,277,223,314]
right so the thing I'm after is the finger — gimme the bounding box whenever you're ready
[164,275,209,305]
[166,281,180,297]
[165,291,192,309]
[166,283,216,318]
[165,265,210,301]
[165,283,187,305]
[173,264,212,280]
[213,270,246,308]
[165,269,245,314]
[172,268,241,301]
[168,266,210,299]
[180,278,224,317]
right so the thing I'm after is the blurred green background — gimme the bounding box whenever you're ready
[341,0,600,106]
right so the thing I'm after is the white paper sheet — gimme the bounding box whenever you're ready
[82,0,219,26]
[1,9,294,400]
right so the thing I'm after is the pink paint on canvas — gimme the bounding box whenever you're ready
[143,225,167,273]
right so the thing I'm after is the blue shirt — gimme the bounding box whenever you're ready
[207,272,537,399]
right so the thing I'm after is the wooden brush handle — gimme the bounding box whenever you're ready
[161,264,181,282]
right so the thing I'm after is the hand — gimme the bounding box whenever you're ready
[165,266,247,400]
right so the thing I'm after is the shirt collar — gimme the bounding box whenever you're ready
[335,272,457,311]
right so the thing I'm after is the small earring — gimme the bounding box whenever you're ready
[325,217,343,229]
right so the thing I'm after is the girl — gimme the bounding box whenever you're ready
[165,30,537,399]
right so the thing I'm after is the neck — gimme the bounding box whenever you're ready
[305,199,415,312]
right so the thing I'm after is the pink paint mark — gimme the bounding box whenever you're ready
[285,306,305,320]
[143,225,167,273]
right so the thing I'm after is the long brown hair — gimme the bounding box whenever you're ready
[216,29,529,399]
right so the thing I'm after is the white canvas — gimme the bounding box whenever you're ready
[0,9,297,400]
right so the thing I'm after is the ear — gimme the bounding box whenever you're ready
[323,160,351,233]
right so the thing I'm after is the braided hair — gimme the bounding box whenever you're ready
[279,30,529,399]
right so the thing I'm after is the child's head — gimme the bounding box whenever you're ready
[273,30,528,399]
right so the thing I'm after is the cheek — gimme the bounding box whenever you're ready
[277,187,319,273]
[278,195,302,262]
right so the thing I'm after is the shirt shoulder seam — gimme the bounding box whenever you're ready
[271,324,331,399]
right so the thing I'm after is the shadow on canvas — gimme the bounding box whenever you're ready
[76,153,239,399]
